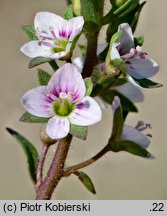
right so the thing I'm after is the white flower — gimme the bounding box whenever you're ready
[21,12,84,60]
[111,23,159,87]
[21,64,102,139]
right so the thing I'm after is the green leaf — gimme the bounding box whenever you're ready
[134,78,163,89]
[38,69,51,85]
[29,57,51,68]
[6,128,39,184]
[80,0,100,34]
[64,5,74,20]
[21,25,38,41]
[84,77,93,96]
[101,90,138,113]
[70,124,88,140]
[116,140,151,158]
[111,105,124,140]
[20,112,49,123]
[74,171,96,194]
[134,36,144,47]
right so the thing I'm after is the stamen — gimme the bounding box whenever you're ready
[49,27,57,39]
[140,52,148,60]
[59,92,68,100]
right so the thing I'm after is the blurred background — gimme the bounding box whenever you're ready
[0,0,167,199]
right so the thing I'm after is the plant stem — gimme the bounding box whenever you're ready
[36,144,50,190]
[36,134,72,200]
[63,144,110,176]
[82,32,99,78]
[49,60,59,71]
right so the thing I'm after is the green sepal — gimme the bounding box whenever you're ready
[134,36,144,47]
[21,25,38,41]
[134,78,163,89]
[29,57,52,69]
[80,0,100,34]
[70,124,88,140]
[38,69,51,85]
[101,90,138,113]
[111,106,124,140]
[115,140,151,158]
[110,0,127,8]
[84,77,93,96]
[20,112,49,123]
[64,5,74,20]
[6,128,39,184]
[74,171,96,194]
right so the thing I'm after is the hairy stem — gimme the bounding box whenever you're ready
[36,144,50,189]
[36,134,72,200]
[63,144,110,176]
[82,32,99,78]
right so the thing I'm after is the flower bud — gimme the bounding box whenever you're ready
[40,124,57,145]
[110,0,127,8]
[72,0,81,16]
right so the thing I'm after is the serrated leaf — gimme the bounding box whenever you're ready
[80,0,100,34]
[134,78,163,89]
[64,5,74,20]
[6,128,39,184]
[20,112,49,123]
[116,140,151,158]
[70,124,88,140]
[22,25,38,41]
[38,69,51,85]
[84,77,93,96]
[29,57,51,68]
[74,171,96,194]
[134,36,144,47]
[101,90,138,113]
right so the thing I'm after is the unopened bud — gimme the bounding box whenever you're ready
[72,0,81,16]
[40,124,57,145]
[110,0,127,8]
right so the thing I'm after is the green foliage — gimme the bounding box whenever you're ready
[101,90,138,113]
[116,140,151,158]
[20,112,49,123]
[29,57,52,69]
[6,128,39,184]
[64,5,74,20]
[38,69,51,85]
[80,0,100,34]
[74,171,96,194]
[134,78,163,88]
[21,25,38,41]
[70,124,88,140]
[134,36,144,47]
[84,77,93,96]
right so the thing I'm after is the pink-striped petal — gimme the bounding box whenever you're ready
[68,16,84,40]
[69,96,102,126]
[47,63,86,101]
[46,116,70,139]
[20,41,52,58]
[21,86,53,117]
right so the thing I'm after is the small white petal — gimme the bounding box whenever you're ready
[127,74,141,88]
[110,43,121,60]
[47,63,86,101]
[46,116,70,139]
[121,125,150,148]
[69,96,102,126]
[117,23,135,54]
[20,41,51,58]
[114,82,144,103]
[72,57,84,72]
[68,16,84,40]
[127,54,159,79]
[21,86,53,117]
[112,96,121,112]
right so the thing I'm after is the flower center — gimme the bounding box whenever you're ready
[52,39,69,53]
[52,92,75,116]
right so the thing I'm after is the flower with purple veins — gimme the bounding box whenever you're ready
[21,63,102,139]
[111,23,159,87]
[21,12,84,60]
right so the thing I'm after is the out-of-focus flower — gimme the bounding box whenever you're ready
[111,23,159,87]
[21,12,84,60]
[21,63,102,139]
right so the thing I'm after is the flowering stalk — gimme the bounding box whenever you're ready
[36,134,72,200]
